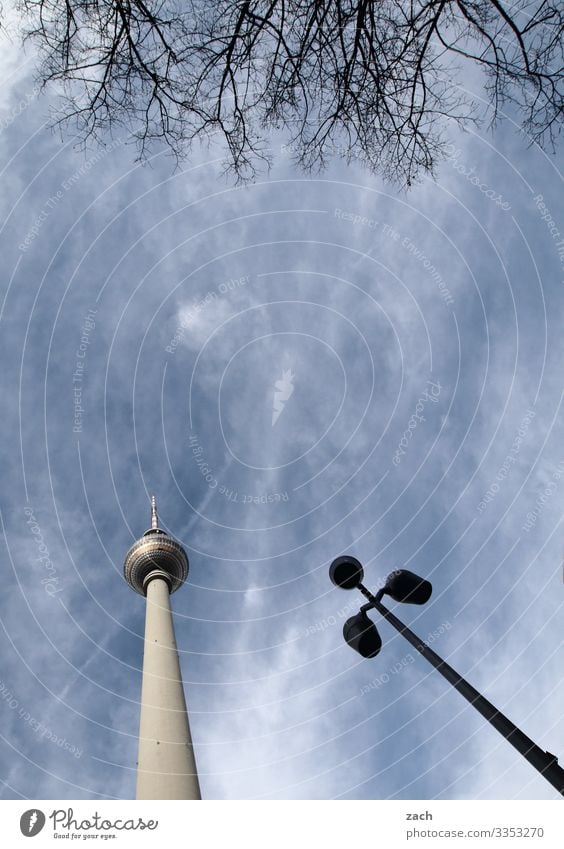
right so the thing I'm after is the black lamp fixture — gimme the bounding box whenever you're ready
[383,568,432,605]
[329,554,564,797]
[329,555,364,590]
[342,611,382,658]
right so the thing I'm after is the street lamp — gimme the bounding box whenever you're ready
[329,555,564,797]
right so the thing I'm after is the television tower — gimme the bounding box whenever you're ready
[123,496,201,800]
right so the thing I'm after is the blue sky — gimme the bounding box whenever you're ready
[0,16,563,800]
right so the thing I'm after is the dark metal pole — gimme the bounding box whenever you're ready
[358,584,564,797]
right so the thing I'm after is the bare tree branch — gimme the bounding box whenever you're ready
[14,0,564,184]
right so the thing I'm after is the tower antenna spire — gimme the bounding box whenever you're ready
[151,495,158,530]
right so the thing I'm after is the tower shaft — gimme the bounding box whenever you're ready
[136,576,200,800]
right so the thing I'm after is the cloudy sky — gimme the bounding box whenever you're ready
[0,9,563,802]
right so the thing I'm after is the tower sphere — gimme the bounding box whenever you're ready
[123,496,189,595]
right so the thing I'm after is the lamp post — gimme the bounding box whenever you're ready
[329,555,564,797]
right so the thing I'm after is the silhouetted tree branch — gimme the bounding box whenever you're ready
[16,0,564,184]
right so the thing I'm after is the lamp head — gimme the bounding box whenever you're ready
[384,569,432,605]
[343,611,382,658]
[329,555,364,590]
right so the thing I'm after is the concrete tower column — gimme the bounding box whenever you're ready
[136,575,200,800]
[124,497,201,800]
